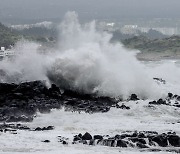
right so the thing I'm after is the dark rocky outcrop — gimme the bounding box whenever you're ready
[0,81,118,122]
[129,94,139,101]
[72,131,180,150]
[149,92,180,108]
[82,132,92,140]
[168,135,180,147]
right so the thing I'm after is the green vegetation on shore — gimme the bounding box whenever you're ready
[122,35,180,53]
[0,23,21,48]
[1,20,180,56]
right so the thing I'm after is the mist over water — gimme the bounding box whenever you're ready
[1,12,179,99]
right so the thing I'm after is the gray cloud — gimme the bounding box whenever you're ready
[0,0,180,23]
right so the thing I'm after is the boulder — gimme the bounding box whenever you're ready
[168,135,180,147]
[152,134,168,147]
[116,139,128,147]
[82,132,92,140]
[94,135,103,140]
[129,94,139,101]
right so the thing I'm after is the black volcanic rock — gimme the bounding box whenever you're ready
[152,134,168,147]
[130,137,146,144]
[42,140,50,143]
[129,94,139,101]
[116,139,128,147]
[149,99,166,105]
[0,80,119,122]
[168,93,173,99]
[82,132,92,140]
[69,131,180,150]
[168,135,180,147]
[94,135,103,140]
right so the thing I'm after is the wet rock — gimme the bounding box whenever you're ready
[38,106,51,113]
[7,115,33,122]
[153,78,166,84]
[73,135,82,142]
[168,135,180,147]
[0,83,17,94]
[78,140,88,144]
[42,126,54,131]
[116,139,128,147]
[157,99,166,105]
[89,139,95,145]
[35,126,54,131]
[62,141,68,145]
[136,142,149,148]
[138,132,146,138]
[94,135,103,140]
[168,93,173,99]
[147,148,162,152]
[82,132,92,140]
[117,104,130,110]
[42,140,50,143]
[152,134,168,147]
[166,149,180,153]
[102,139,114,147]
[177,96,180,101]
[46,126,54,130]
[0,80,120,122]
[149,99,166,105]
[130,138,146,144]
[129,94,139,101]
[35,127,42,131]
[58,136,69,145]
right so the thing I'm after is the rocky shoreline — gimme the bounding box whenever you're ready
[0,80,118,122]
[1,80,180,122]
[1,80,180,152]
[1,122,180,152]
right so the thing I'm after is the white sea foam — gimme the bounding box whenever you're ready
[0,12,180,99]
[0,102,180,154]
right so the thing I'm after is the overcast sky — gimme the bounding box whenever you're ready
[0,0,180,23]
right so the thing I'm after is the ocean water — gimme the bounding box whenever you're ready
[0,12,180,153]
[1,58,180,153]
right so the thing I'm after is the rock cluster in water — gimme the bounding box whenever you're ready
[72,131,180,149]
[70,131,180,153]
[1,80,180,122]
[149,92,180,107]
[0,81,118,122]
[1,123,180,152]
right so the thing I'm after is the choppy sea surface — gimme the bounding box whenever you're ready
[1,12,180,154]
[0,59,180,154]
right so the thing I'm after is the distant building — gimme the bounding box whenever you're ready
[138,27,178,36]
[121,25,139,35]
[120,25,178,36]
[0,47,15,58]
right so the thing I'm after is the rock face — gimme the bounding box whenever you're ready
[0,81,118,122]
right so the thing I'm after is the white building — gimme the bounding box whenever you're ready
[0,47,15,58]
[121,25,139,35]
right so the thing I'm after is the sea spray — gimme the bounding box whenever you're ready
[0,12,170,99]
[47,12,160,99]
